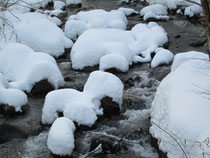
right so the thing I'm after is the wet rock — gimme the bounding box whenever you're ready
[0,104,29,118]
[30,79,54,97]
[151,136,167,158]
[174,34,181,39]
[124,77,135,89]
[101,97,120,116]
[189,38,207,47]
[67,3,82,8]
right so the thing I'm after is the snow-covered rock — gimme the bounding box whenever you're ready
[66,0,81,5]
[15,12,73,57]
[0,43,64,92]
[171,51,209,72]
[0,73,28,112]
[42,71,123,126]
[64,9,128,40]
[184,5,203,17]
[99,54,129,72]
[47,117,75,156]
[140,4,169,21]
[54,1,65,10]
[118,7,139,16]
[70,22,168,71]
[150,51,210,158]
[151,48,174,68]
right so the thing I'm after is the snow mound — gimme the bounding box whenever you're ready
[66,0,81,5]
[15,12,73,57]
[47,117,75,156]
[118,7,139,16]
[184,5,203,17]
[70,22,168,71]
[171,51,209,72]
[150,51,210,157]
[140,4,169,21]
[54,1,65,10]
[42,71,123,126]
[99,54,129,72]
[0,43,64,92]
[151,48,174,68]
[0,73,28,112]
[64,9,127,40]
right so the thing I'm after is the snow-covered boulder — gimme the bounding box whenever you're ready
[15,12,73,57]
[140,4,169,21]
[47,117,75,156]
[0,43,64,93]
[151,48,174,68]
[150,51,210,157]
[64,9,128,40]
[42,71,123,126]
[0,73,28,112]
[54,1,65,10]
[70,22,167,71]
[118,7,139,16]
[171,51,209,72]
[184,5,203,17]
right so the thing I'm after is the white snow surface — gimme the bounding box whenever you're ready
[0,73,28,112]
[118,7,139,16]
[150,51,210,158]
[47,117,75,156]
[42,71,123,126]
[64,9,128,40]
[184,5,203,17]
[15,12,73,57]
[0,43,64,92]
[66,0,81,5]
[70,22,168,70]
[151,48,174,68]
[54,1,65,10]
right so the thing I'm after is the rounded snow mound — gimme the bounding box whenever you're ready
[0,43,64,92]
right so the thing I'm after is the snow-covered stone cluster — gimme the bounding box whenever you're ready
[0,43,64,92]
[42,71,124,156]
[150,51,210,157]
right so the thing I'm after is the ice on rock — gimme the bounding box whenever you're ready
[64,9,128,40]
[140,4,169,21]
[15,12,73,57]
[47,117,75,156]
[0,43,64,92]
[151,48,174,68]
[70,22,168,71]
[150,51,210,157]
[0,73,28,112]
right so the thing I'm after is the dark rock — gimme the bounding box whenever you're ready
[174,34,181,38]
[67,3,82,8]
[104,68,125,74]
[30,79,54,97]
[101,97,120,117]
[0,104,29,118]
[190,38,207,47]
[151,136,167,158]
[124,77,135,89]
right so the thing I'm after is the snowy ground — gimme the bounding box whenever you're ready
[0,0,208,158]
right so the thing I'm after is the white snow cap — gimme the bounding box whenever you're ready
[47,117,76,156]
[64,9,128,40]
[66,0,81,5]
[15,12,73,57]
[42,71,123,126]
[0,73,28,112]
[0,43,64,92]
[184,5,203,17]
[54,1,65,10]
[70,22,168,71]
[150,51,210,157]
[118,7,139,16]
[140,4,169,21]
[151,48,174,68]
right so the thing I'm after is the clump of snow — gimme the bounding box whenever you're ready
[47,117,75,156]
[118,7,139,16]
[0,73,28,112]
[140,4,169,21]
[99,54,129,72]
[150,51,210,157]
[66,0,81,5]
[0,43,64,92]
[15,12,73,57]
[151,48,174,68]
[54,1,65,10]
[171,51,209,72]
[64,9,128,40]
[184,5,203,17]
[70,22,168,71]
[42,71,123,126]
